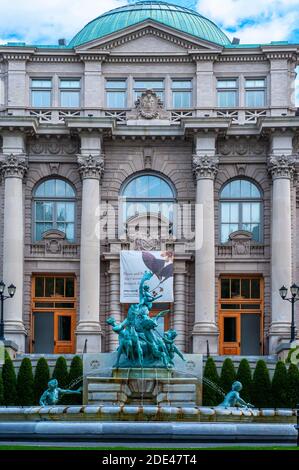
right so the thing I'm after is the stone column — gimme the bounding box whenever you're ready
[0,153,27,352]
[108,262,121,352]
[173,271,186,352]
[268,154,295,352]
[76,147,104,353]
[192,135,219,353]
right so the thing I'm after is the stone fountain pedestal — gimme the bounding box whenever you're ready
[83,353,203,407]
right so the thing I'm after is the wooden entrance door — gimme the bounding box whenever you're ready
[219,313,241,355]
[54,311,76,354]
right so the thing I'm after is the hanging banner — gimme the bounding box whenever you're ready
[120,251,174,303]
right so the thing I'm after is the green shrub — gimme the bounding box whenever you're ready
[287,363,299,409]
[2,351,17,406]
[272,361,288,408]
[220,358,236,394]
[251,360,272,408]
[52,356,69,388]
[203,357,222,406]
[0,369,3,405]
[64,356,83,405]
[34,358,50,405]
[236,359,252,404]
[17,358,34,406]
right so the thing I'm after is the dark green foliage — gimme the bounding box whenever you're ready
[252,360,272,408]
[34,357,50,405]
[52,356,69,388]
[2,351,17,406]
[272,361,288,408]
[64,356,83,405]
[203,357,222,406]
[17,358,34,406]
[0,369,3,405]
[287,363,299,409]
[220,358,236,394]
[236,359,252,404]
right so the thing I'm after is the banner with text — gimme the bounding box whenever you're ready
[120,251,174,303]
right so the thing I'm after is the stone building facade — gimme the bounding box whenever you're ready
[0,1,298,356]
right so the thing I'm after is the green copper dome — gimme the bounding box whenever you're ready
[68,1,231,48]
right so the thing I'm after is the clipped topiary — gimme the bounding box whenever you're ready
[203,357,222,406]
[220,358,236,394]
[34,357,50,405]
[0,369,3,405]
[64,356,83,405]
[52,356,69,389]
[251,360,272,408]
[272,361,288,409]
[287,363,299,409]
[2,350,17,406]
[17,357,34,406]
[236,358,252,404]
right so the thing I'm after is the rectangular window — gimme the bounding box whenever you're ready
[34,276,75,299]
[245,78,266,107]
[217,79,237,107]
[172,80,192,108]
[134,79,164,102]
[31,79,52,107]
[106,79,127,108]
[60,79,81,107]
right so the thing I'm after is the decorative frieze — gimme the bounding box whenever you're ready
[192,154,219,180]
[78,154,105,180]
[268,154,296,179]
[28,137,79,156]
[217,137,268,157]
[0,154,28,178]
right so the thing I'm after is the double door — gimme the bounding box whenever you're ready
[219,312,261,355]
[33,310,75,354]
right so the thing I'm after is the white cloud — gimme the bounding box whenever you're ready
[0,0,127,45]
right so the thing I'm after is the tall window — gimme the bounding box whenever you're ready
[220,179,262,243]
[217,79,238,107]
[60,79,81,107]
[34,179,76,242]
[31,79,52,107]
[106,79,127,108]
[122,174,175,237]
[245,79,266,107]
[172,80,192,108]
[134,79,164,102]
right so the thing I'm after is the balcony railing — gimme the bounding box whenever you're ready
[217,243,265,258]
[27,243,80,257]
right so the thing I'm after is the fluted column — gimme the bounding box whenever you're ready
[0,154,27,352]
[108,264,121,352]
[76,153,104,353]
[173,271,186,352]
[268,154,295,352]
[192,151,219,353]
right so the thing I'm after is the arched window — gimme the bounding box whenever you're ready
[34,179,76,241]
[220,179,262,243]
[122,174,175,238]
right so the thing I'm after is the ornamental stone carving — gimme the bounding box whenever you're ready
[192,154,219,179]
[268,154,296,179]
[78,154,105,180]
[0,154,28,178]
[217,137,268,157]
[29,137,79,156]
[127,89,170,120]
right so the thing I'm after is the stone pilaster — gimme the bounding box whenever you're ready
[0,153,27,352]
[173,271,186,352]
[76,150,104,353]
[192,137,219,354]
[268,153,296,352]
[108,264,121,352]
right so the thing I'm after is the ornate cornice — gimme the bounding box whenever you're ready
[268,154,296,180]
[0,154,28,178]
[77,154,105,180]
[192,154,219,180]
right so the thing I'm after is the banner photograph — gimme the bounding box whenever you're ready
[120,251,174,303]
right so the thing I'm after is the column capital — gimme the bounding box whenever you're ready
[192,154,219,180]
[77,154,105,180]
[0,154,28,179]
[268,154,296,180]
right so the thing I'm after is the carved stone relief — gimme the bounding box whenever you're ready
[217,138,268,157]
[28,137,79,156]
[127,89,170,120]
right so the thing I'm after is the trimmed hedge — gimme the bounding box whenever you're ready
[272,361,288,408]
[34,357,50,405]
[220,358,236,394]
[251,360,272,409]
[52,356,69,388]
[203,357,221,406]
[64,356,83,405]
[236,359,252,404]
[287,363,299,409]
[17,358,34,406]
[0,370,3,406]
[2,351,17,406]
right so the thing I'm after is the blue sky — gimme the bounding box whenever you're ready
[0,0,298,102]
